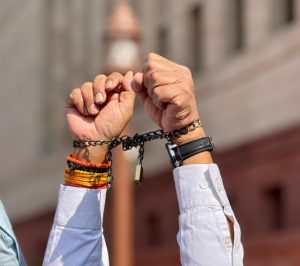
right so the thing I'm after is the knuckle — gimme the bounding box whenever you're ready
[94,74,106,82]
[148,52,157,61]
[148,60,156,70]
[109,72,123,82]
[174,97,183,107]
[69,88,80,98]
[181,65,192,76]
[150,70,161,82]
[153,88,163,101]
[111,72,122,77]
[82,82,93,89]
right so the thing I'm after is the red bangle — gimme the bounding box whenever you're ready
[67,155,110,168]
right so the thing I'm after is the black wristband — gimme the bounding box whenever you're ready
[165,136,214,167]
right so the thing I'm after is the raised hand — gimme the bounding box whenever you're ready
[133,53,211,165]
[66,71,135,162]
[132,53,199,133]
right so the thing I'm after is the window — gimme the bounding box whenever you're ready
[274,0,295,29]
[233,0,244,51]
[265,186,284,230]
[146,212,161,246]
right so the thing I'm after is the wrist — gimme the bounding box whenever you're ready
[172,127,207,145]
[72,146,108,164]
[167,129,214,166]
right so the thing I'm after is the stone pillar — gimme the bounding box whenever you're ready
[244,0,273,49]
[112,145,134,266]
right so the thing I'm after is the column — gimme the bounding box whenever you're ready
[112,144,134,266]
[244,0,274,49]
[202,0,237,70]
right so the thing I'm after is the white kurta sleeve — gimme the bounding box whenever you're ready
[43,185,109,266]
[173,164,244,266]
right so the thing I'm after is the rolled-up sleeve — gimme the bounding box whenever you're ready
[173,164,244,266]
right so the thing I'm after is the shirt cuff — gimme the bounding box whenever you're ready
[173,164,230,213]
[54,185,107,229]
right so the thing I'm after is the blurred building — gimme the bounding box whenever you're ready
[1,0,300,265]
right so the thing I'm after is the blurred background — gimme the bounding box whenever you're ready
[1,0,300,265]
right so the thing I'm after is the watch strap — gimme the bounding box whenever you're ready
[166,136,214,167]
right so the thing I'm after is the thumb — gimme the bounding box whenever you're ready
[131,72,148,103]
[122,71,134,92]
[132,72,143,93]
[121,71,136,110]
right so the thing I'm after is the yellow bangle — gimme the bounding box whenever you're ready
[64,167,109,189]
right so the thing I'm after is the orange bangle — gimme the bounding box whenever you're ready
[67,155,110,168]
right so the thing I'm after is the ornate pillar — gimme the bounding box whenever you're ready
[104,1,141,266]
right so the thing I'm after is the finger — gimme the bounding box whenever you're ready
[142,57,169,74]
[132,72,143,92]
[105,72,124,91]
[152,84,181,104]
[143,53,178,73]
[147,52,176,65]
[145,70,184,93]
[67,88,89,115]
[81,82,99,115]
[132,72,148,104]
[93,75,107,104]
[122,71,134,92]
[152,94,166,110]
[121,71,136,112]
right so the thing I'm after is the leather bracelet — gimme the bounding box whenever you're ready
[165,136,214,167]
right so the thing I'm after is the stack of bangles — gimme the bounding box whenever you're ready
[65,155,111,189]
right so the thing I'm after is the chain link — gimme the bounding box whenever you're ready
[73,119,201,150]
[73,119,202,185]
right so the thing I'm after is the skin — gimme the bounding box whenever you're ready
[66,71,135,163]
[132,53,212,164]
[66,52,232,241]
[66,53,212,164]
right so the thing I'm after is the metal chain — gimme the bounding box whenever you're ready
[72,119,202,185]
[73,119,201,150]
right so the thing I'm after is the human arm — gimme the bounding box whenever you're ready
[43,72,135,266]
[132,53,244,265]
[0,201,27,266]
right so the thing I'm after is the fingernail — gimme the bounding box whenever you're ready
[89,104,99,114]
[106,80,113,89]
[95,92,104,103]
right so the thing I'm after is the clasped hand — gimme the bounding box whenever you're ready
[66,53,201,163]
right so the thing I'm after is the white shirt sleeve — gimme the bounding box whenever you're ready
[43,185,109,266]
[43,163,243,266]
[173,164,244,266]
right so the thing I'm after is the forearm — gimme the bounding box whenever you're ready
[173,127,213,165]
[43,185,109,266]
[43,145,109,266]
[0,201,27,266]
[170,127,243,265]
